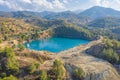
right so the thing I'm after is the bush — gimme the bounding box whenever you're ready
[52,60,65,80]
[74,67,85,80]
[102,48,119,64]
[112,39,120,49]
[27,61,40,74]
[6,57,19,73]
[104,38,113,48]
[4,47,19,73]
[0,39,2,43]
[2,75,17,80]
[38,57,44,64]
[4,47,15,57]
[39,70,48,80]
[0,72,6,78]
[19,44,25,51]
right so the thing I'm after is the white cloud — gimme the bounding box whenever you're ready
[91,0,120,10]
[0,0,4,4]
[63,0,68,3]
[52,0,65,9]
[91,0,109,6]
[22,0,32,4]
[0,0,120,11]
[32,0,54,9]
[0,0,66,11]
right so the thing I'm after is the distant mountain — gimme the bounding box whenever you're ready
[87,17,120,40]
[12,11,41,18]
[44,11,76,19]
[39,11,56,17]
[1,6,120,21]
[0,11,13,17]
[79,6,120,19]
[43,11,91,25]
[88,17,120,28]
[73,9,84,14]
[0,11,91,25]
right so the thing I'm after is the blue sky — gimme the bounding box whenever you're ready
[0,0,120,12]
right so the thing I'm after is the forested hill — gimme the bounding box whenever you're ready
[88,17,120,28]
[51,21,96,40]
[0,17,43,42]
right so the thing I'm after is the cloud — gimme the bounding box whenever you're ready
[22,0,32,3]
[0,0,120,11]
[52,0,65,9]
[63,0,68,3]
[0,0,66,11]
[91,0,120,10]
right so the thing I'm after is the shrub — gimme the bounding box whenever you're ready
[19,44,25,51]
[4,47,15,57]
[0,39,2,43]
[2,75,17,80]
[104,38,113,48]
[0,72,6,78]
[102,48,119,64]
[112,39,120,49]
[74,67,85,80]
[4,47,19,74]
[27,61,40,74]
[39,70,48,80]
[38,57,44,64]
[6,57,19,73]
[52,60,65,80]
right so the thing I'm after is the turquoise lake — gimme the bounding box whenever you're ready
[24,38,89,53]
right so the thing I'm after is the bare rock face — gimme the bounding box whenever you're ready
[53,39,120,80]
[63,54,120,80]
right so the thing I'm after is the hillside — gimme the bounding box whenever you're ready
[88,17,120,28]
[51,21,96,40]
[79,6,120,19]
[0,17,41,42]
[86,37,120,73]
[86,17,120,40]
[0,11,92,25]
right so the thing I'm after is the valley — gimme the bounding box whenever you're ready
[0,6,120,80]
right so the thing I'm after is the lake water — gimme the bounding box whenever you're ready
[24,37,89,53]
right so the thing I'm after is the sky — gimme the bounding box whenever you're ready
[0,0,120,12]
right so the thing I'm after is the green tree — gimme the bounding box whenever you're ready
[39,70,48,80]
[104,39,113,48]
[74,67,85,80]
[52,60,65,80]
[103,48,119,64]
[4,47,19,73]
[27,61,40,74]
[4,47,15,57]
[6,57,19,73]
[112,39,120,49]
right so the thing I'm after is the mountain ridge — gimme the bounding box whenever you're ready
[79,6,120,19]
